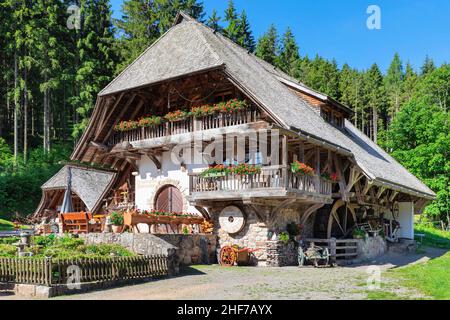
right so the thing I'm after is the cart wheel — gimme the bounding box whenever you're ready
[298,247,305,266]
[220,246,237,267]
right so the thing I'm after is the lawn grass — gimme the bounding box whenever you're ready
[365,224,450,300]
[414,224,450,249]
[388,251,450,300]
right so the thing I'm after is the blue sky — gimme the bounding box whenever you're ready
[109,0,450,73]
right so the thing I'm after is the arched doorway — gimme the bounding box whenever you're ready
[154,185,184,213]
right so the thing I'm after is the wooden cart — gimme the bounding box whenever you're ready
[298,242,330,267]
[219,245,260,266]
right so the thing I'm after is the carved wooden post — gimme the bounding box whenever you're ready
[315,148,321,193]
[330,238,337,265]
[299,142,305,163]
[282,135,289,188]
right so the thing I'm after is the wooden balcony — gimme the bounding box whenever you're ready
[188,166,333,204]
[108,108,261,146]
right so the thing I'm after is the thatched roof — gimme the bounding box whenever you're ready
[93,12,434,199]
[41,165,117,212]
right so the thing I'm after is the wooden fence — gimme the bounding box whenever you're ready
[0,255,168,286]
[304,238,359,263]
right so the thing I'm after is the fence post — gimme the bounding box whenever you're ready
[45,258,52,286]
[330,238,337,265]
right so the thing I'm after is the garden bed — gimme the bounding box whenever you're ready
[0,234,135,259]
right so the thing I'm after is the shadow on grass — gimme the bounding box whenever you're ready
[414,227,450,249]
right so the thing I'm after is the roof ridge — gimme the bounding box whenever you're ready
[189,21,223,64]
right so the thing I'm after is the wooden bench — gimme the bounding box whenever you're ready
[59,212,92,234]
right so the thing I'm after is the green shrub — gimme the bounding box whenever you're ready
[0,236,19,244]
[34,234,56,247]
[352,228,367,239]
[279,232,290,244]
[0,244,17,257]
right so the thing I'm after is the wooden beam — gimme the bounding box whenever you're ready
[389,190,399,202]
[362,179,372,196]
[148,154,162,170]
[333,154,348,201]
[305,149,316,163]
[345,166,363,193]
[101,94,138,144]
[299,142,305,162]
[300,203,324,225]
[194,206,211,220]
[270,198,296,222]
[89,141,110,153]
[376,186,387,199]
[94,92,125,140]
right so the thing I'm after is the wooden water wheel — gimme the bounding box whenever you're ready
[219,246,237,266]
[327,200,357,239]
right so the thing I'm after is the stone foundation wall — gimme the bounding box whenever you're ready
[80,233,217,274]
[152,234,217,265]
[211,206,268,265]
[266,240,298,267]
[357,236,387,260]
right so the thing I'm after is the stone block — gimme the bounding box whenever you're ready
[15,284,35,297]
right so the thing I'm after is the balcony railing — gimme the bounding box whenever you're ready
[189,166,332,198]
[108,108,261,146]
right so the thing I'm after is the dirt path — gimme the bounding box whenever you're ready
[1,247,447,300]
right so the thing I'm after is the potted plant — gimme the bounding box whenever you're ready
[278,231,290,244]
[352,228,367,240]
[110,211,124,233]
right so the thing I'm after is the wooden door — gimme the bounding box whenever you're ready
[155,185,183,213]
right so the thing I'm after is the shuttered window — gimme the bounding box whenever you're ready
[155,185,183,213]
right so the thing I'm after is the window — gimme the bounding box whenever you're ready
[321,108,344,128]
[214,91,233,103]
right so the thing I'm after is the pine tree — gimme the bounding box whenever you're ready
[364,64,385,142]
[223,0,240,43]
[115,0,204,73]
[302,55,339,99]
[34,0,69,152]
[421,55,436,76]
[236,10,255,52]
[401,62,419,105]
[72,0,117,139]
[384,53,404,122]
[206,9,222,32]
[339,64,364,126]
[278,27,299,76]
[255,24,279,66]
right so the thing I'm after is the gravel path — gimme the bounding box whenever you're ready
[1,247,447,300]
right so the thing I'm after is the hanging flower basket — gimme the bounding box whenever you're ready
[291,161,315,176]
[164,110,190,122]
[321,172,339,183]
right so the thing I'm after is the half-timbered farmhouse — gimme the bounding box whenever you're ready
[34,12,435,266]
